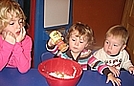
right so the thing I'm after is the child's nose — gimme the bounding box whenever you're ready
[16,22,21,29]
[108,44,112,50]
[75,41,79,46]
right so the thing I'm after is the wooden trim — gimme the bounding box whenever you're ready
[121,0,133,27]
[129,16,134,26]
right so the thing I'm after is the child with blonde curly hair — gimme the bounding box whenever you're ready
[0,0,32,73]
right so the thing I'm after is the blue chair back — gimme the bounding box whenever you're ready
[40,52,54,62]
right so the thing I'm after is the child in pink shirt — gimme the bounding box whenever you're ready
[0,0,32,73]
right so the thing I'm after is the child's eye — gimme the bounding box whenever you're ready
[114,44,118,47]
[18,18,24,24]
[105,41,109,44]
[9,22,14,25]
[72,39,75,41]
[19,20,23,24]
[80,41,83,43]
[19,21,23,23]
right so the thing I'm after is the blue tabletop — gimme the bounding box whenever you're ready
[0,68,134,86]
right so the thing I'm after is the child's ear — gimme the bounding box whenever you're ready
[85,43,89,48]
[121,44,126,51]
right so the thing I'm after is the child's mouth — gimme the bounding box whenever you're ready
[73,47,78,50]
[16,31,20,35]
[106,51,111,55]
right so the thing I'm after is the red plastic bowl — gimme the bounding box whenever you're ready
[38,58,82,86]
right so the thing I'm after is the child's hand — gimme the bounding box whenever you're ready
[16,27,26,42]
[48,38,56,47]
[108,66,120,77]
[106,73,121,86]
[2,30,16,44]
[128,66,134,75]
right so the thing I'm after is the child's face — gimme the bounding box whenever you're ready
[69,30,88,54]
[103,35,126,55]
[3,12,23,37]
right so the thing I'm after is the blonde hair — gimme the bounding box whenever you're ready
[66,22,94,49]
[106,25,129,44]
[0,0,26,33]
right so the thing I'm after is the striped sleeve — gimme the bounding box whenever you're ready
[88,56,108,74]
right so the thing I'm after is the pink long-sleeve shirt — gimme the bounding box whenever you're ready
[0,35,32,73]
